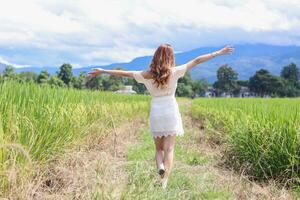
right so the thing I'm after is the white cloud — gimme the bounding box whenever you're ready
[0,0,299,67]
[83,45,155,63]
[0,56,30,68]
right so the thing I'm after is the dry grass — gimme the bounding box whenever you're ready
[3,117,146,200]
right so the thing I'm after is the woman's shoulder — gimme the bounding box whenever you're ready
[141,70,154,80]
[173,63,187,70]
[172,64,188,78]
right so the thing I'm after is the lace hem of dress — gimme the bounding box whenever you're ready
[152,131,184,139]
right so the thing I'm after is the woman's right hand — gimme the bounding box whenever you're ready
[88,68,105,78]
[218,45,234,55]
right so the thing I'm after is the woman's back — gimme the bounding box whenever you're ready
[133,64,187,97]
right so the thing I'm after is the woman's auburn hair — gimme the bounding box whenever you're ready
[149,44,175,88]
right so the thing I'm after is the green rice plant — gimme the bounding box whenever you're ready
[0,81,150,192]
[191,98,300,186]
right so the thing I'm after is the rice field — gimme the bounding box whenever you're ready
[0,81,150,193]
[191,98,300,186]
[2,81,300,197]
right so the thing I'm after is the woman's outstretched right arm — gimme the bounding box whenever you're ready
[88,68,135,78]
[185,45,234,71]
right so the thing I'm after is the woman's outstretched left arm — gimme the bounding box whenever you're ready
[88,68,135,78]
[185,45,234,71]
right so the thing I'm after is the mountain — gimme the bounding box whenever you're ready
[15,66,59,75]
[0,62,7,73]
[14,44,300,83]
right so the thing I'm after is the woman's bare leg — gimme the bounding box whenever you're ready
[154,137,164,170]
[162,135,176,178]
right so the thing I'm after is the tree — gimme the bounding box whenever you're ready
[280,63,299,87]
[278,83,300,97]
[176,71,194,97]
[192,79,208,98]
[49,75,65,87]
[2,65,16,80]
[249,69,285,97]
[213,64,239,96]
[249,69,270,97]
[58,63,73,86]
[85,76,104,90]
[268,76,286,97]
[101,67,124,91]
[279,63,300,97]
[178,72,193,85]
[72,72,87,89]
[237,80,249,87]
[176,83,193,97]
[124,76,147,94]
[37,70,50,84]
[17,71,38,83]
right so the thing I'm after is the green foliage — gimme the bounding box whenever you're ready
[85,76,104,90]
[106,67,124,91]
[237,80,249,87]
[1,62,299,98]
[86,74,124,91]
[278,83,300,97]
[279,63,300,97]
[177,83,193,97]
[37,70,50,84]
[17,71,38,83]
[281,63,300,87]
[192,79,208,97]
[247,63,300,97]
[103,75,123,91]
[213,64,239,95]
[85,67,126,91]
[2,65,16,80]
[48,75,65,87]
[249,69,285,97]
[124,76,147,94]
[57,63,73,86]
[72,72,86,89]
[176,71,207,98]
[212,62,300,97]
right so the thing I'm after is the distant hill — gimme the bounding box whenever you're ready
[14,44,300,83]
[16,66,59,75]
[0,62,7,73]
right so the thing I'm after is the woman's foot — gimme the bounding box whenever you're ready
[158,168,165,177]
[157,163,165,178]
[160,176,168,189]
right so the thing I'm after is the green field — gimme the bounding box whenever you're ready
[1,82,300,198]
[0,81,150,194]
[192,98,300,185]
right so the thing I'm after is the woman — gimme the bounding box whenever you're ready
[88,44,234,188]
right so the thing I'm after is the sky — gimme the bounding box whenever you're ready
[0,0,299,68]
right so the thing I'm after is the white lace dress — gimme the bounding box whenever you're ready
[132,64,188,138]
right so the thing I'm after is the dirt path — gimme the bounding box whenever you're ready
[118,99,293,199]
[29,117,147,200]
[23,99,295,200]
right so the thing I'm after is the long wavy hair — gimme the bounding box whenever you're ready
[149,44,175,88]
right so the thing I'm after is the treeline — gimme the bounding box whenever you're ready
[213,62,300,97]
[0,64,207,98]
[1,62,299,98]
[0,64,86,89]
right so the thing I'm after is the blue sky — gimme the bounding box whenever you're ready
[0,0,299,68]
